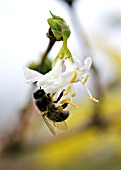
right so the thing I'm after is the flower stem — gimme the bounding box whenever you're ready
[62,38,67,48]
[41,38,55,65]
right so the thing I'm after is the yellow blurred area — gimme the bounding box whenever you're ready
[1,89,121,170]
[96,35,121,73]
[34,90,121,170]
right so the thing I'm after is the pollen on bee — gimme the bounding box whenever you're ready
[51,92,56,97]
[88,97,99,103]
[54,98,57,101]
[70,70,77,83]
[57,106,63,110]
[82,74,89,85]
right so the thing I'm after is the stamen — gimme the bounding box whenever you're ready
[88,97,99,103]
[60,98,70,104]
[70,70,77,83]
[67,101,79,108]
[71,93,76,97]
[64,86,71,96]
[84,84,99,102]
[60,98,78,108]
[70,84,76,97]
[84,84,93,98]
[82,74,89,85]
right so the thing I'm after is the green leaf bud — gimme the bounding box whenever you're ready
[50,11,65,22]
[48,12,71,40]
[62,26,71,39]
[29,58,52,75]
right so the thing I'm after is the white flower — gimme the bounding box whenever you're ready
[24,56,98,102]
[63,56,98,102]
[49,56,92,88]
[48,56,98,102]
[64,56,92,80]
[24,58,64,92]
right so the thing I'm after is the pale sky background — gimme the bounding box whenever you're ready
[0,0,121,131]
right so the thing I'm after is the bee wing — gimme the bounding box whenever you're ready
[42,115,56,135]
[54,121,68,131]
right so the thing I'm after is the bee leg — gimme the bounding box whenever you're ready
[61,103,68,109]
[54,89,65,103]
[47,93,50,97]
[57,103,68,110]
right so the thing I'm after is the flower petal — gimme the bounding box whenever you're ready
[44,58,63,80]
[64,58,75,72]
[44,71,73,93]
[73,56,83,68]
[37,78,56,87]
[80,57,92,73]
[24,67,43,84]
[36,59,64,87]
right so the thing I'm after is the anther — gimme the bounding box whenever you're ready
[60,98,78,108]
[64,86,71,96]
[82,75,89,85]
[60,98,70,104]
[71,93,76,97]
[70,70,77,83]
[67,101,78,108]
[88,97,99,103]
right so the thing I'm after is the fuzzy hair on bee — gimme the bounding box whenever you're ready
[33,87,69,135]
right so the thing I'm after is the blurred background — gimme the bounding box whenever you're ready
[0,0,121,169]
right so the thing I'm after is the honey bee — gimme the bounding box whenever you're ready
[33,88,69,135]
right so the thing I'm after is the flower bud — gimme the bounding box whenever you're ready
[48,12,71,40]
[29,57,52,74]
[61,25,70,39]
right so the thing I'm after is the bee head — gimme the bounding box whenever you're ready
[33,89,45,99]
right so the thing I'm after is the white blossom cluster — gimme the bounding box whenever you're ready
[24,56,98,103]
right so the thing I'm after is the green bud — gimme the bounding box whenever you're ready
[39,57,52,74]
[50,11,65,22]
[29,58,52,75]
[48,19,61,32]
[48,11,71,40]
[62,26,71,39]
[51,30,62,40]
[48,18,62,40]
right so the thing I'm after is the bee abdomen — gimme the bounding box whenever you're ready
[47,110,69,122]
[57,110,69,122]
